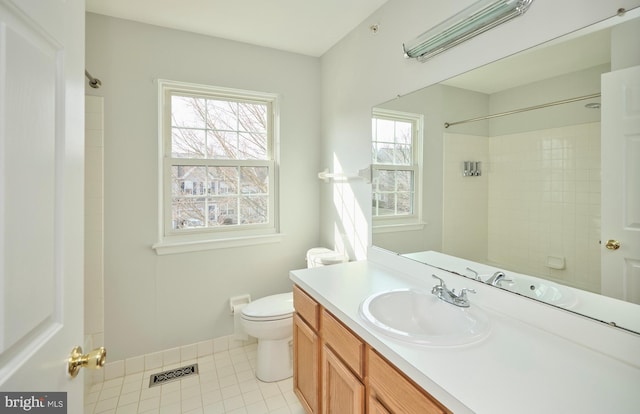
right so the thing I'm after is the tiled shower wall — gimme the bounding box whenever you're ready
[444,122,602,293]
[85,95,105,350]
[488,122,601,292]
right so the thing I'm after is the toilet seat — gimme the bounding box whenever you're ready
[241,292,293,322]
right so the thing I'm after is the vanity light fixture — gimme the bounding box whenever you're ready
[403,0,534,61]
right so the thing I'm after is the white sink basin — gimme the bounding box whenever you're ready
[500,277,577,307]
[359,288,491,346]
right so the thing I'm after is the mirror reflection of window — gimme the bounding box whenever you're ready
[371,109,423,227]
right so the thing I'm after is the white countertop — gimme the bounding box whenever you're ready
[290,260,640,414]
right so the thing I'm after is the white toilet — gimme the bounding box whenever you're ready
[240,248,348,382]
[240,292,294,382]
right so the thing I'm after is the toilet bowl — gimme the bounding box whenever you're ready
[241,248,349,382]
[240,292,294,382]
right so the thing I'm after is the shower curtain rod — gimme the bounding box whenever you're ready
[85,69,101,89]
[444,92,601,128]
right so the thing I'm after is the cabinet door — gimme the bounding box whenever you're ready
[368,349,450,414]
[367,395,392,414]
[322,309,365,378]
[294,313,320,413]
[322,345,365,414]
[294,285,319,329]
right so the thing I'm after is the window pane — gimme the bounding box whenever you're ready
[396,192,413,215]
[208,167,238,195]
[372,169,414,217]
[395,170,413,191]
[172,166,207,196]
[376,170,395,192]
[371,192,414,216]
[372,192,395,216]
[207,99,238,131]
[237,102,267,133]
[172,128,205,158]
[373,143,394,164]
[240,167,268,194]
[394,144,412,165]
[172,198,206,229]
[374,118,396,143]
[171,165,272,228]
[207,131,238,159]
[395,121,412,145]
[172,96,206,128]
[209,196,238,225]
[238,132,267,160]
[173,95,269,161]
[372,117,414,165]
[240,196,268,224]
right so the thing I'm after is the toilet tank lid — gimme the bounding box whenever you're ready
[306,248,348,265]
[242,292,293,319]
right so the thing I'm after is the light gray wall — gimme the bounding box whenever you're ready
[489,64,606,136]
[373,84,489,254]
[319,0,640,259]
[611,17,640,70]
[86,13,322,360]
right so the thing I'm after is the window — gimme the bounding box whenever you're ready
[371,109,422,230]
[154,80,280,254]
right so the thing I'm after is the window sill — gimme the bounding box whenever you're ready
[152,233,285,255]
[372,222,426,234]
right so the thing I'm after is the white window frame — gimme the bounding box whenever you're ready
[371,108,424,233]
[153,80,281,254]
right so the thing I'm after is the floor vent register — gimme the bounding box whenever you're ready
[149,363,199,387]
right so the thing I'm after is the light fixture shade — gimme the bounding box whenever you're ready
[404,0,534,61]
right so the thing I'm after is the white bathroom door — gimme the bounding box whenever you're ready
[601,65,640,304]
[0,0,85,410]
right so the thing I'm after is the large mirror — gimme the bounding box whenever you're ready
[372,9,640,334]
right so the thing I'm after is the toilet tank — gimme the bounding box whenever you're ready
[306,248,349,268]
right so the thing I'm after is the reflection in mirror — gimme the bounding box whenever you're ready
[372,9,640,334]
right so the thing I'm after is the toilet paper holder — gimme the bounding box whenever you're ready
[230,294,251,313]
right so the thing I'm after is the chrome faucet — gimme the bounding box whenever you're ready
[465,267,481,281]
[485,271,510,286]
[431,275,475,308]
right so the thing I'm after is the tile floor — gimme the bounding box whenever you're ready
[85,343,305,414]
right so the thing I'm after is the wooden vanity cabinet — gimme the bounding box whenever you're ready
[322,346,364,413]
[321,309,365,413]
[293,286,321,413]
[367,396,392,414]
[367,349,450,414]
[293,284,450,414]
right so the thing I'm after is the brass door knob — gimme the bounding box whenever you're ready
[68,346,106,378]
[605,240,621,250]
